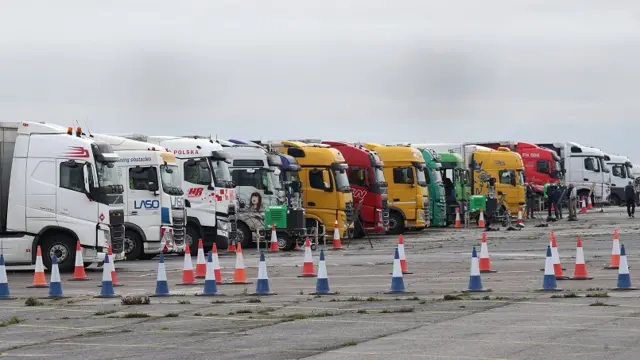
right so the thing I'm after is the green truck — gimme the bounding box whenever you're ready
[412,147,447,227]
[437,152,471,225]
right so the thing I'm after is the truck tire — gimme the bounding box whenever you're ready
[387,211,405,235]
[124,229,143,261]
[278,232,296,251]
[186,225,200,256]
[237,222,253,249]
[42,233,76,273]
[610,194,620,206]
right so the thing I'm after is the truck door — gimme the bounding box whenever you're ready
[389,166,416,222]
[56,159,99,244]
[581,156,601,192]
[128,166,160,238]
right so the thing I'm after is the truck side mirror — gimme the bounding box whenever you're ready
[321,170,332,192]
[82,163,91,194]
[147,167,159,192]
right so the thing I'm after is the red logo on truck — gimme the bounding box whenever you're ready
[64,146,90,158]
[187,188,203,197]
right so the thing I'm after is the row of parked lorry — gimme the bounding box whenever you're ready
[0,122,633,271]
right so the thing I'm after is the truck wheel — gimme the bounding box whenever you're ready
[186,225,200,256]
[237,222,253,249]
[124,229,143,261]
[278,232,296,251]
[387,212,405,235]
[610,195,620,206]
[42,234,76,272]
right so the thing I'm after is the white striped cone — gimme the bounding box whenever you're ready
[0,255,11,299]
[212,246,222,284]
[195,241,206,279]
[331,220,343,250]
[615,245,636,290]
[550,237,568,279]
[397,235,411,274]
[154,254,170,296]
[571,237,592,280]
[200,252,218,295]
[313,250,334,295]
[254,251,273,295]
[299,238,316,277]
[606,231,621,269]
[541,245,560,291]
[386,248,408,293]
[467,247,488,292]
[48,256,64,298]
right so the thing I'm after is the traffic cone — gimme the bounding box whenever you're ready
[331,220,343,250]
[153,254,170,296]
[386,248,410,294]
[294,238,302,251]
[516,207,523,225]
[0,255,13,300]
[195,239,207,279]
[614,245,636,290]
[253,250,274,295]
[479,232,495,273]
[27,245,48,288]
[397,235,411,274]
[107,245,121,287]
[454,208,461,228]
[571,237,593,280]
[312,250,336,295]
[231,243,252,284]
[580,197,587,214]
[177,242,197,285]
[48,256,64,298]
[97,255,117,298]
[468,247,489,292]
[477,211,485,228]
[298,238,316,277]
[212,244,223,284]
[198,252,219,296]
[540,245,560,291]
[69,240,90,281]
[551,235,569,280]
[268,225,279,252]
[587,196,593,210]
[605,230,621,269]
[227,239,236,253]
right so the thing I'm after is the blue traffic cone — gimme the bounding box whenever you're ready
[467,247,489,292]
[386,248,412,294]
[541,245,560,291]
[253,251,274,295]
[0,255,12,299]
[154,254,170,296]
[615,245,637,290]
[48,256,64,298]
[312,250,335,295]
[198,252,218,296]
[97,255,117,298]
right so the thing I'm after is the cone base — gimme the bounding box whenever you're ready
[175,282,203,286]
[480,270,497,273]
[612,287,638,291]
[569,276,594,280]
[310,292,338,295]
[384,291,415,294]
[98,284,124,287]
[536,288,562,292]
[42,296,67,299]
[539,268,566,271]
[218,280,254,285]
[68,277,92,281]
[604,266,619,270]
[297,274,317,278]
[555,276,571,280]
[389,271,413,275]
[0,296,16,300]
[26,285,49,288]
[249,292,277,296]
[150,294,175,297]
[466,288,490,293]
[195,292,220,296]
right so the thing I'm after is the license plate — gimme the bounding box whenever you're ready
[217,229,229,238]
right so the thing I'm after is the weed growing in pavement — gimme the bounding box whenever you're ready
[235,309,253,314]
[211,300,227,304]
[298,290,304,295]
[356,309,368,314]
[419,300,427,304]
[24,297,43,307]
[0,317,22,327]
[366,297,381,302]
[443,294,463,301]
[284,312,335,321]
[94,310,117,316]
[121,296,150,305]
[586,292,610,298]
[178,300,191,305]
[590,301,615,307]
[586,287,604,291]
[164,313,179,318]
[122,312,151,318]
[246,298,262,303]
[342,341,359,347]
[194,313,202,316]
[346,296,362,302]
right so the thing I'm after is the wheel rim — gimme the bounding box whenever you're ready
[277,236,287,249]
[49,243,70,264]
[388,217,398,231]
[124,236,135,255]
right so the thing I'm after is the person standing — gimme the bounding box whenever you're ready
[525,183,535,219]
[567,184,578,221]
[625,181,636,218]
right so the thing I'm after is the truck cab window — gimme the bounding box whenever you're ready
[612,165,623,178]
[309,169,327,190]
[393,167,414,184]
[536,160,549,174]
[231,169,269,190]
[584,158,595,171]
[499,170,515,185]
[60,162,85,193]
[348,168,366,187]
[129,167,152,190]
[184,159,211,185]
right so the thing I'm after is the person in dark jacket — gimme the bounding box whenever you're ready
[525,183,536,219]
[625,181,636,218]
[546,183,558,221]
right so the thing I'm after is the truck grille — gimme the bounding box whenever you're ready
[381,199,390,227]
[173,221,185,246]
[109,209,125,254]
[345,201,354,219]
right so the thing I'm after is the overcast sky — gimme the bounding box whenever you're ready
[1,1,639,162]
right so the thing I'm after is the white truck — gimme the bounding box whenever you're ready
[120,135,235,254]
[604,153,633,206]
[90,134,186,259]
[0,122,125,271]
[537,142,611,205]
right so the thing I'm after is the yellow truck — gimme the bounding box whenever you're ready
[362,143,429,234]
[424,144,526,215]
[262,141,354,241]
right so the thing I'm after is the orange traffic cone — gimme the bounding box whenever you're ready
[227,239,236,253]
[298,238,316,277]
[397,235,411,274]
[605,230,621,269]
[212,244,223,284]
[195,239,207,279]
[331,220,343,250]
[108,245,121,287]
[455,208,461,228]
[571,237,592,280]
[69,240,90,281]
[27,245,48,288]
[587,196,593,210]
[268,224,279,252]
[580,197,587,214]
[477,211,485,228]
[294,238,302,251]
[516,207,523,224]
[178,242,196,285]
[231,243,251,284]
[479,232,495,273]
[550,234,569,280]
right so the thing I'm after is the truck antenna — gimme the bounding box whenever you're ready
[83,116,93,137]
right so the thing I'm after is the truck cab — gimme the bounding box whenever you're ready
[90,134,186,260]
[121,135,235,253]
[410,146,447,227]
[322,141,388,236]
[604,153,633,206]
[1,123,125,271]
[362,143,429,234]
[437,152,471,224]
[538,142,611,205]
[263,141,354,241]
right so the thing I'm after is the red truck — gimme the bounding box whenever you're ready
[475,141,562,194]
[322,141,388,237]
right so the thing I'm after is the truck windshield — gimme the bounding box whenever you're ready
[96,161,119,187]
[627,165,634,179]
[333,169,351,192]
[374,167,386,185]
[210,159,233,187]
[231,168,275,192]
[415,166,427,187]
[430,168,443,184]
[160,165,183,195]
